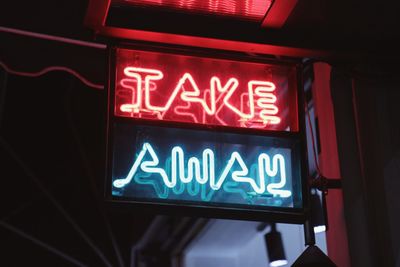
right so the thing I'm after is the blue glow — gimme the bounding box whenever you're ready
[110,124,302,209]
[113,142,291,199]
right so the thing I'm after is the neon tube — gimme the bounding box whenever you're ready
[117,67,281,127]
[113,142,291,198]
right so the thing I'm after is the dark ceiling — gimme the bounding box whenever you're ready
[1,0,400,55]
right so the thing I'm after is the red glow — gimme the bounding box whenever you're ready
[261,0,298,28]
[116,0,272,21]
[115,48,298,132]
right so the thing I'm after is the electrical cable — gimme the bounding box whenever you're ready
[0,64,118,266]
[0,29,120,265]
[0,136,114,267]
[1,199,35,222]
[0,26,106,49]
[0,61,104,90]
[0,26,105,89]
[0,220,88,267]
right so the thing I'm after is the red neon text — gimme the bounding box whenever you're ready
[116,67,281,128]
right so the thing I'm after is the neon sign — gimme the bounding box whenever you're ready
[114,48,298,132]
[108,47,306,220]
[113,142,291,198]
[110,124,302,209]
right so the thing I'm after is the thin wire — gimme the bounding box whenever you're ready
[64,80,125,267]
[1,180,67,221]
[1,200,34,221]
[0,26,106,49]
[0,61,104,90]
[0,220,88,267]
[0,136,113,267]
[2,25,116,265]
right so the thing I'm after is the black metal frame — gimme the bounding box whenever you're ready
[104,42,310,224]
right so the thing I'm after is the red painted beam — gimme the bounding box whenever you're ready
[312,63,351,267]
[262,0,298,28]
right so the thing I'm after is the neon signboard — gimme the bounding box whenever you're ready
[114,48,298,132]
[107,46,307,221]
[111,124,303,209]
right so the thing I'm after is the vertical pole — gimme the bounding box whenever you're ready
[304,219,315,246]
[313,62,350,266]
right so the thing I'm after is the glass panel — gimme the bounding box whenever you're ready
[111,123,303,209]
[114,48,299,132]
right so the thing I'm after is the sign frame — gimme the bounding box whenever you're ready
[105,43,310,223]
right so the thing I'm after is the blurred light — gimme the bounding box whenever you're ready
[314,225,326,234]
[270,259,288,267]
[116,0,273,21]
[311,190,326,233]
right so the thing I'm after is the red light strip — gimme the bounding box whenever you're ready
[117,0,273,21]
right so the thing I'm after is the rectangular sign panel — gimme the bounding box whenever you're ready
[110,123,303,210]
[107,46,307,221]
[114,48,298,132]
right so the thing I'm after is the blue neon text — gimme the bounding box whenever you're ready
[113,143,292,198]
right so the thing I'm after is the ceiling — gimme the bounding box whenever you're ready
[1,0,400,57]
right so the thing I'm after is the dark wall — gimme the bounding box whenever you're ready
[331,64,400,267]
